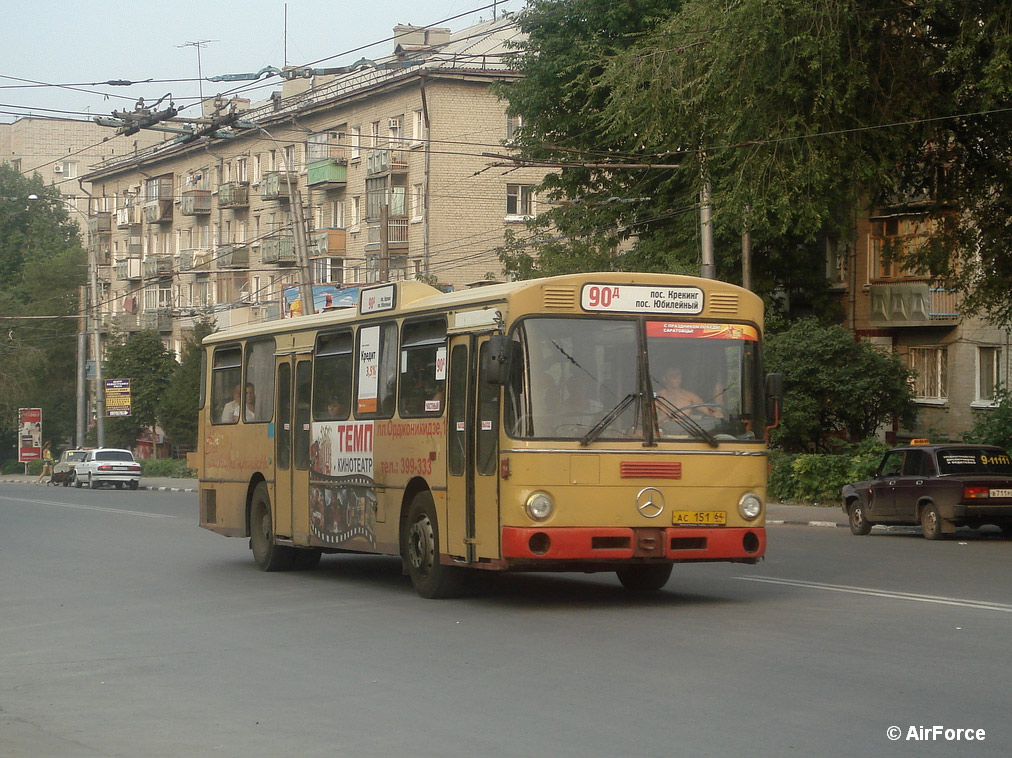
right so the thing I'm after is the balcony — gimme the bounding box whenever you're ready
[364,217,409,252]
[143,256,173,279]
[260,171,298,201]
[218,181,250,209]
[113,258,142,280]
[217,245,249,268]
[143,199,173,224]
[365,148,407,176]
[179,248,213,272]
[141,308,173,332]
[310,227,347,257]
[868,280,960,327]
[262,233,296,264]
[180,189,212,215]
[307,157,348,188]
[111,312,141,332]
[87,212,112,234]
[116,204,142,228]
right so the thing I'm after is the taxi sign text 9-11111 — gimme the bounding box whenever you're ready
[580,284,704,314]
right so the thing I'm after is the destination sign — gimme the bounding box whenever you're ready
[580,284,704,315]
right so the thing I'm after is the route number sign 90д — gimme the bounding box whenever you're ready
[581,284,704,315]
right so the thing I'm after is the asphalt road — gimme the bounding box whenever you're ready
[1,483,1009,757]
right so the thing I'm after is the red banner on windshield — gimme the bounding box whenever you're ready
[647,322,758,341]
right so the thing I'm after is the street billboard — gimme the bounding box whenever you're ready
[105,378,132,417]
[283,285,359,317]
[18,407,42,463]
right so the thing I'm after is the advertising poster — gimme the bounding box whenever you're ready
[357,325,380,414]
[105,378,132,417]
[309,420,377,548]
[18,408,42,463]
[283,284,359,317]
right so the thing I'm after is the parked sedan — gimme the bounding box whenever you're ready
[51,448,89,486]
[842,442,1012,539]
[73,448,141,490]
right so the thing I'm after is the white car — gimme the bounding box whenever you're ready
[73,448,142,490]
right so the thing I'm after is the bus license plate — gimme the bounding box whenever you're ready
[672,511,726,525]
[989,489,1012,498]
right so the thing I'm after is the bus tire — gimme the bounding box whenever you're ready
[249,483,295,571]
[616,563,673,592]
[403,491,463,599]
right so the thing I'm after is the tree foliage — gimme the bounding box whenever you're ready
[102,331,178,450]
[500,1,1012,323]
[158,320,215,450]
[0,163,86,454]
[765,319,917,452]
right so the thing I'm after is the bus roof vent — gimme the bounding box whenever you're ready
[543,285,576,311]
[707,292,739,315]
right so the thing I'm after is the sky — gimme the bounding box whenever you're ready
[1,0,524,124]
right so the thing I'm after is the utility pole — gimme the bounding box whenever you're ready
[90,243,105,446]
[76,286,87,447]
[742,228,752,291]
[380,202,390,283]
[700,177,715,280]
[290,189,315,315]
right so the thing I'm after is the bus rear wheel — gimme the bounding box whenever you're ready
[250,483,295,571]
[403,491,463,599]
[616,563,673,592]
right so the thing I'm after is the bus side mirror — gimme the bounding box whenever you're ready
[765,372,784,423]
[485,335,511,385]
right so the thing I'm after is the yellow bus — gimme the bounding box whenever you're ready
[198,273,782,597]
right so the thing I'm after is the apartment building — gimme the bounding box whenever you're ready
[0,115,162,223]
[82,18,544,356]
[845,202,1010,441]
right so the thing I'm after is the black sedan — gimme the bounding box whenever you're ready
[841,443,1012,539]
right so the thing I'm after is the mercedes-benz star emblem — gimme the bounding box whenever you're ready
[636,487,665,518]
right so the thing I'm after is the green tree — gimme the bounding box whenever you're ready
[102,331,178,451]
[158,320,215,450]
[0,163,86,453]
[765,319,917,452]
[600,0,1012,322]
[962,389,1012,451]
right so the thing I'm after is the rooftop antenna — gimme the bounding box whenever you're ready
[177,39,219,104]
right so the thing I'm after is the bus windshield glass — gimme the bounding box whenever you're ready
[505,317,763,442]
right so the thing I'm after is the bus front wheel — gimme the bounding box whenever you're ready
[250,483,295,571]
[403,491,463,599]
[616,563,673,592]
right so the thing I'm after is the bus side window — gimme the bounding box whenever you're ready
[399,318,447,417]
[211,345,242,425]
[476,341,500,475]
[313,330,353,420]
[355,322,397,418]
[244,338,276,423]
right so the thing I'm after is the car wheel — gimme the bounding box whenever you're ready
[402,491,463,598]
[129,480,138,491]
[1000,524,1012,540]
[88,473,94,489]
[74,472,82,488]
[115,482,123,490]
[921,504,944,540]
[249,483,295,571]
[848,501,873,536]
[616,563,673,592]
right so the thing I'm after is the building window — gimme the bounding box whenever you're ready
[506,184,534,218]
[506,113,524,140]
[909,346,947,401]
[62,161,78,179]
[412,109,424,144]
[331,200,344,229]
[869,215,930,280]
[236,158,248,183]
[977,346,1000,405]
[388,116,402,147]
[411,183,424,221]
[351,126,361,159]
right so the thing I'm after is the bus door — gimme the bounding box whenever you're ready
[274,354,313,542]
[446,335,501,563]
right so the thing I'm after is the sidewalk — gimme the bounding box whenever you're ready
[0,474,198,493]
[2,473,846,524]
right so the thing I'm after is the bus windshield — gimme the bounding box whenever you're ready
[505,317,763,443]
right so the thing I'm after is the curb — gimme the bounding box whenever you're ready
[768,519,845,528]
[0,478,196,494]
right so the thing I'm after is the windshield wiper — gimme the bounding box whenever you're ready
[654,395,718,448]
[581,393,637,446]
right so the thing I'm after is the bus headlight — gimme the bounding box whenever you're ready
[738,493,763,521]
[525,492,555,522]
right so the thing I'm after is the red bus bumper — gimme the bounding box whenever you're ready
[501,525,765,565]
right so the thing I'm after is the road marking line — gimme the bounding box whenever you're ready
[0,495,173,519]
[737,576,1012,613]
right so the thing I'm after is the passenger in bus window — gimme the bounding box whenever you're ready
[244,383,257,422]
[221,383,242,423]
[325,395,347,420]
